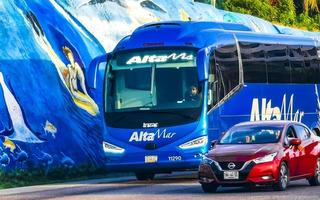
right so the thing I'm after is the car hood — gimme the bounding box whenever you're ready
[207,143,281,162]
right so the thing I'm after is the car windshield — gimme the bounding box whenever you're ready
[219,125,284,144]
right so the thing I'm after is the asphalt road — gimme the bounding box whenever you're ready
[0,172,319,200]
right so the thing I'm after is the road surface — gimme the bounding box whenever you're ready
[0,172,319,200]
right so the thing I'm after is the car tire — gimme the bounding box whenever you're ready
[308,158,320,186]
[201,183,219,193]
[273,162,289,191]
[135,172,155,180]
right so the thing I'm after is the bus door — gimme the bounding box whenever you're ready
[208,35,242,109]
[207,34,243,138]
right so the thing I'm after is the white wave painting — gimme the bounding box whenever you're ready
[0,72,43,143]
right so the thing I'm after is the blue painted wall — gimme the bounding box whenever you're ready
[0,0,105,172]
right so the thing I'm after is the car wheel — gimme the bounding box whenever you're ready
[273,162,289,191]
[135,172,155,180]
[201,183,219,193]
[308,158,320,186]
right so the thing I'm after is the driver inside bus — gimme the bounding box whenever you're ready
[186,85,200,102]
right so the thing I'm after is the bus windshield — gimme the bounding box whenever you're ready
[105,48,203,128]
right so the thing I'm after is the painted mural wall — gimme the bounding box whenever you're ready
[57,0,320,51]
[0,0,105,172]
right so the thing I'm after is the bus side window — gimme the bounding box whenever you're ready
[266,44,290,83]
[240,42,267,83]
[289,45,305,83]
[301,45,319,83]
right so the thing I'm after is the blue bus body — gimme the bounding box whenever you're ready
[94,21,320,175]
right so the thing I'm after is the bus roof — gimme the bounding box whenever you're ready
[113,21,318,52]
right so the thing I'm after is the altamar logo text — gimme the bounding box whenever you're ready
[126,53,193,65]
[250,94,304,122]
[129,129,176,142]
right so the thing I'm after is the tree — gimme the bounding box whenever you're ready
[303,0,319,13]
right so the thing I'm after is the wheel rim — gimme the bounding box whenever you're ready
[280,165,288,189]
[316,159,320,183]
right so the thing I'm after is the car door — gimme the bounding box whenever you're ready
[283,125,300,177]
[294,125,318,176]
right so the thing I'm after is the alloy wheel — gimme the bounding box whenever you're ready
[280,164,288,189]
[316,159,320,183]
[308,158,320,186]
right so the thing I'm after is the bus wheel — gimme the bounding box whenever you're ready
[201,183,218,193]
[135,172,155,180]
[308,158,320,186]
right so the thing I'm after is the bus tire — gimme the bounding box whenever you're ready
[201,183,218,193]
[135,172,155,180]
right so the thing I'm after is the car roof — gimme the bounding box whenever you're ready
[234,120,305,128]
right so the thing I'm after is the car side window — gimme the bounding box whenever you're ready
[284,126,297,146]
[294,125,310,141]
[304,128,311,138]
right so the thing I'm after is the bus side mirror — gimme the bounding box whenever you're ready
[196,48,210,82]
[87,54,109,89]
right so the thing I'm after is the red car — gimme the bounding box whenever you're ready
[198,121,320,192]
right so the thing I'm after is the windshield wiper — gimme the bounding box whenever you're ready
[111,115,128,123]
[148,110,195,120]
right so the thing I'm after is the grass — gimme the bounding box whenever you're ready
[0,166,132,189]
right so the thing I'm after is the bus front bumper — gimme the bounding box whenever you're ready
[104,149,205,173]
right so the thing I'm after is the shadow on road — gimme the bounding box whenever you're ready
[1,173,319,200]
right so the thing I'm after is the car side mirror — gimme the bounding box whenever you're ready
[210,140,218,149]
[290,138,301,146]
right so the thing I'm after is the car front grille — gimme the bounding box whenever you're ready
[218,162,246,170]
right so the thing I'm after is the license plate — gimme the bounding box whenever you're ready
[223,171,239,180]
[145,155,158,163]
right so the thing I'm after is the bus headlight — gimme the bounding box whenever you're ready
[253,152,277,164]
[179,136,208,150]
[103,141,125,154]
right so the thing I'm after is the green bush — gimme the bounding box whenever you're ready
[218,0,320,31]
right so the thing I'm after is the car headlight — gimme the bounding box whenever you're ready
[103,141,125,154]
[179,136,208,150]
[253,152,277,164]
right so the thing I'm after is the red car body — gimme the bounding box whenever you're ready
[198,121,320,192]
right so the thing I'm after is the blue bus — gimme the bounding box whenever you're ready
[89,21,320,180]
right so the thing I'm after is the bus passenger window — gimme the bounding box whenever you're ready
[266,44,290,83]
[302,45,319,83]
[240,42,267,83]
[290,45,305,83]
